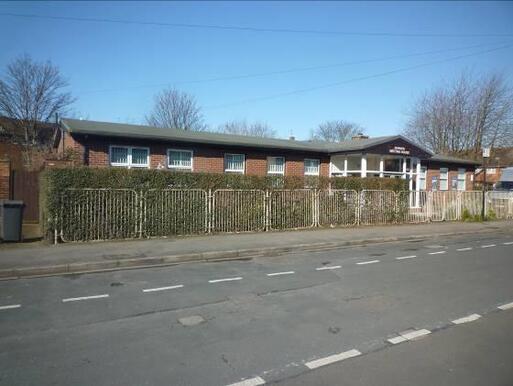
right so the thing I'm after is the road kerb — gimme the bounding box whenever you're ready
[0,227,507,280]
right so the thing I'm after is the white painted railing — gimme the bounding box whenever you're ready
[58,189,510,242]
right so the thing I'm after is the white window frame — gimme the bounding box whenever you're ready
[109,145,150,168]
[457,168,466,191]
[167,149,193,171]
[267,156,285,175]
[224,153,245,174]
[419,166,427,190]
[439,167,449,191]
[304,158,320,176]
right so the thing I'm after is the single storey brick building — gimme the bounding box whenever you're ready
[58,118,479,192]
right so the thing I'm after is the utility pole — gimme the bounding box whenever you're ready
[481,147,490,219]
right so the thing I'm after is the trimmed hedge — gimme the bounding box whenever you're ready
[41,167,408,238]
[42,167,409,192]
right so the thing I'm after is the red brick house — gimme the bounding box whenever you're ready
[58,118,479,192]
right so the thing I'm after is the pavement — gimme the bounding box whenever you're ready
[0,230,512,385]
[0,220,511,279]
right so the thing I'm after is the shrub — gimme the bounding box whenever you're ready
[461,208,472,221]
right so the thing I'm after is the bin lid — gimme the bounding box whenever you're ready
[0,200,24,207]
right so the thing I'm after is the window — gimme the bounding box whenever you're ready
[168,149,193,170]
[225,153,245,173]
[366,155,380,171]
[110,146,128,166]
[419,166,427,190]
[440,168,448,190]
[346,156,361,171]
[304,158,320,176]
[267,156,285,175]
[457,168,466,191]
[384,158,402,172]
[109,146,149,168]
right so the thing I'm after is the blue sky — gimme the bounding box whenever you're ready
[1,1,512,139]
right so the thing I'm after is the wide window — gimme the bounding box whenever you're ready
[457,168,466,191]
[225,153,245,173]
[384,158,402,172]
[304,158,320,176]
[110,146,149,168]
[267,156,285,175]
[440,168,449,190]
[168,149,193,170]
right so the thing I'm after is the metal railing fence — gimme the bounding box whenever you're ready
[213,190,266,233]
[143,189,207,237]
[60,188,139,242]
[317,190,358,227]
[486,191,513,219]
[57,188,512,242]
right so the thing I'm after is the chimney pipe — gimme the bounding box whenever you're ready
[352,133,369,140]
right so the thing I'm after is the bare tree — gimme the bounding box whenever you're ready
[310,120,364,142]
[404,72,513,154]
[146,88,205,131]
[0,54,75,147]
[217,119,276,138]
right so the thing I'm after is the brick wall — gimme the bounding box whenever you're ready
[72,134,331,177]
[67,133,476,186]
[425,163,474,191]
[0,159,11,199]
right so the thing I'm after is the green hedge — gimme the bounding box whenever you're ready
[42,167,408,192]
[41,167,408,238]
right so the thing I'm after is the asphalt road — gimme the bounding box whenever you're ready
[1,231,512,386]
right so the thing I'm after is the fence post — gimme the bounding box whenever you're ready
[264,190,270,232]
[457,192,462,220]
[207,189,212,233]
[356,191,362,226]
[483,191,487,218]
[314,189,319,227]
[138,190,143,238]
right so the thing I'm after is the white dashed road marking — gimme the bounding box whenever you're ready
[503,242,513,245]
[387,336,407,345]
[388,329,431,344]
[498,302,513,310]
[209,277,243,283]
[481,244,496,248]
[305,349,361,369]
[452,313,481,324]
[357,260,379,265]
[142,285,184,293]
[267,271,295,277]
[428,251,446,255]
[0,304,21,310]
[62,294,109,303]
[226,376,266,386]
[316,265,341,271]
[457,247,472,251]
[396,255,416,260]
[400,329,431,340]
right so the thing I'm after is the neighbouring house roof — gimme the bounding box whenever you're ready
[0,116,59,148]
[427,154,481,166]
[60,118,477,166]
